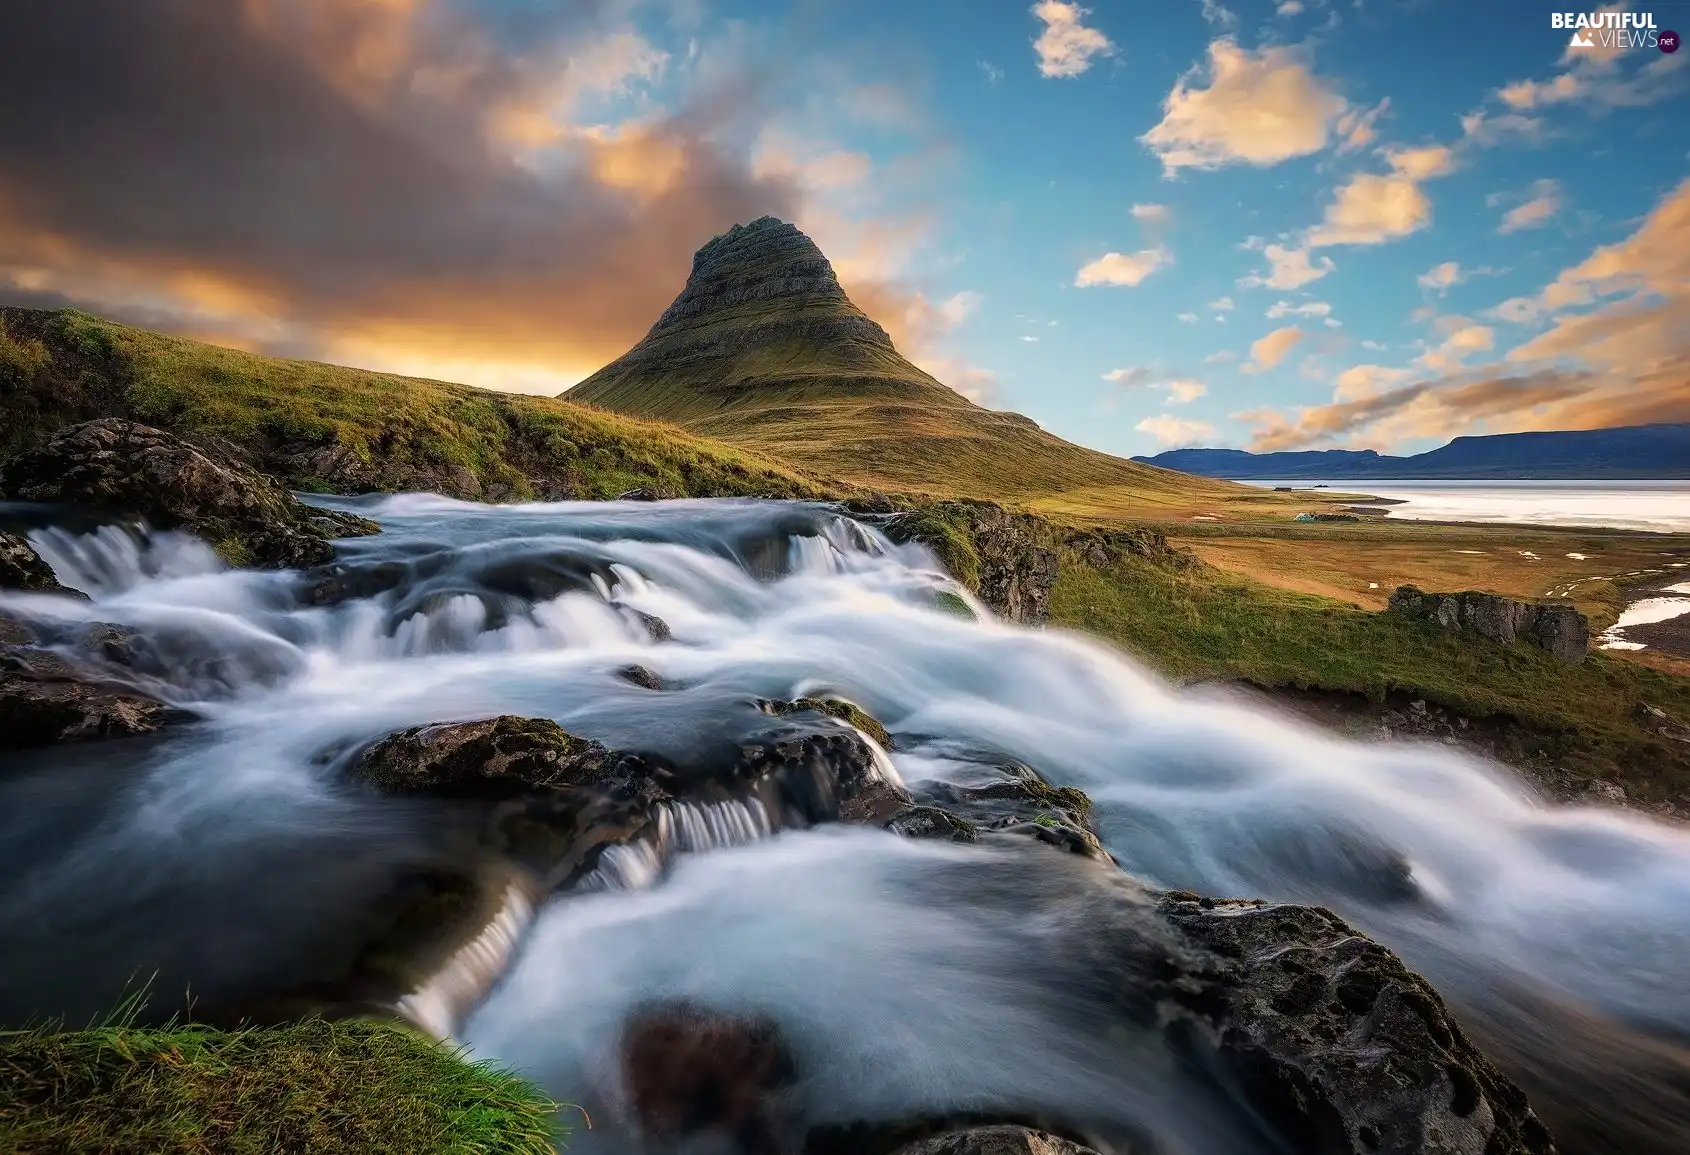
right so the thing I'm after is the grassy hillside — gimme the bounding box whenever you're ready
[0,308,830,502]
[0,1014,562,1154]
[1051,548,1690,807]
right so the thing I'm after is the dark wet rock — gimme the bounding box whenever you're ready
[761,695,893,750]
[0,647,177,749]
[357,715,635,797]
[1066,528,1199,572]
[1387,585,1589,663]
[619,999,798,1155]
[888,1126,1102,1155]
[0,419,380,569]
[839,778,917,823]
[885,805,977,843]
[620,606,672,641]
[899,764,1106,860]
[0,531,63,591]
[613,664,664,690]
[1159,895,1556,1155]
[885,502,1058,625]
[843,492,897,515]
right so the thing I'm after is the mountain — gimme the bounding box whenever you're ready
[565,216,1239,508]
[1136,424,1690,480]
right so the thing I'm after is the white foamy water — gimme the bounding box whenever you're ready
[1242,479,1690,533]
[4,495,1690,1152]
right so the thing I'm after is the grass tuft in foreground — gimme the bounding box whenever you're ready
[0,1007,565,1155]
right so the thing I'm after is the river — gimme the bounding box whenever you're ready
[2,495,1688,1153]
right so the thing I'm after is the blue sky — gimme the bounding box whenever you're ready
[3,0,1686,458]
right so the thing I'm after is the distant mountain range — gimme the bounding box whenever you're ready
[1134,424,1690,480]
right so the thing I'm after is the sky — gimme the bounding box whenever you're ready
[1,0,1686,458]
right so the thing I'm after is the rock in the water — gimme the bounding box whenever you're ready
[0,648,175,748]
[886,502,1058,625]
[613,664,665,690]
[1386,585,1588,663]
[357,715,633,796]
[0,532,63,592]
[885,805,978,842]
[618,999,797,1155]
[0,418,379,569]
[888,1126,1101,1155]
[761,695,893,750]
[1159,894,1555,1155]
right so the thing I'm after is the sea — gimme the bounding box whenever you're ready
[1238,478,1690,534]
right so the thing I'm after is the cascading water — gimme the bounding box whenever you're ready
[2,495,1689,1153]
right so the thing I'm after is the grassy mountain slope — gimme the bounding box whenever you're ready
[566,218,1252,514]
[0,308,829,502]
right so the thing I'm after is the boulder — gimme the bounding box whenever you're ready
[1386,585,1588,663]
[1066,528,1199,572]
[0,647,175,748]
[356,715,636,797]
[886,502,1059,625]
[0,532,63,592]
[0,419,379,569]
[888,1126,1101,1155]
[1159,894,1555,1155]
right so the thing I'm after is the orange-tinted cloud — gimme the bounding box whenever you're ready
[0,0,976,396]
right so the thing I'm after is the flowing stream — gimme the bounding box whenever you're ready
[3,496,1689,1154]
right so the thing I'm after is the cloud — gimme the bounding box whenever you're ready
[1031,1,1115,79]
[1177,311,1200,323]
[1162,378,1208,404]
[1207,295,1235,311]
[1497,178,1563,234]
[1237,179,1690,450]
[1244,325,1304,372]
[1102,367,1153,386]
[1305,146,1455,247]
[1074,247,1173,287]
[1335,98,1389,153]
[1417,319,1495,373]
[1417,261,1463,291]
[1131,203,1172,223]
[1198,0,1239,29]
[1276,0,1305,15]
[1020,334,1040,342]
[1139,40,1347,174]
[1266,299,1330,318]
[979,59,1005,85]
[937,290,983,325]
[1495,41,1687,112]
[1237,243,1334,289]
[1137,414,1217,446]
[1333,363,1412,402]
[1203,349,1238,363]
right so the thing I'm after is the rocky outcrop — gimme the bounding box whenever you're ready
[889,1127,1101,1155]
[357,715,634,797]
[885,502,1059,625]
[0,419,379,569]
[0,643,175,749]
[1066,527,1199,572]
[1159,895,1554,1155]
[1386,585,1588,662]
[0,532,64,592]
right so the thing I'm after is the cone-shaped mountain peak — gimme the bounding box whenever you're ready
[566,216,1229,502]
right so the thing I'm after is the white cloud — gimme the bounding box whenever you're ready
[979,59,1005,85]
[1245,325,1304,372]
[1276,0,1305,14]
[1204,349,1238,363]
[1333,363,1412,402]
[1021,334,1040,342]
[1137,414,1218,446]
[1075,246,1173,287]
[937,290,983,325]
[1335,98,1389,153]
[1163,378,1208,404]
[1498,178,1563,235]
[1417,317,1495,373]
[1102,367,1153,386]
[1198,0,1239,29]
[1238,243,1334,289]
[1131,203,1172,223]
[1417,261,1464,292]
[1266,299,1332,318]
[1178,311,1199,324]
[1031,1,1115,79]
[1360,339,1388,351]
[1140,40,1347,174]
[1207,295,1235,311]
[1305,146,1456,247]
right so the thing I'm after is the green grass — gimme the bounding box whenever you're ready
[1051,548,1690,803]
[0,308,832,502]
[0,1007,565,1155]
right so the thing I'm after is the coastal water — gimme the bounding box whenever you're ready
[1240,479,1690,533]
[2,496,1689,1153]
